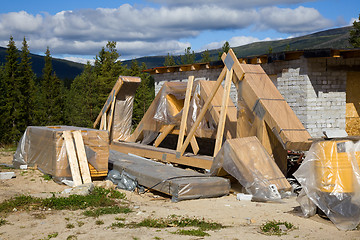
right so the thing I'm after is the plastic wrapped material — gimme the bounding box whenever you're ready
[108,150,230,202]
[294,140,360,230]
[128,81,218,144]
[210,137,291,201]
[13,126,109,183]
[296,189,317,218]
[112,96,134,141]
[106,169,138,191]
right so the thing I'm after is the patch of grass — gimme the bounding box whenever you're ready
[41,174,52,181]
[0,187,129,217]
[0,218,8,226]
[260,220,296,236]
[115,217,126,221]
[134,218,168,228]
[83,205,132,218]
[110,221,126,228]
[66,223,75,229]
[154,237,162,240]
[95,220,104,225]
[33,213,46,219]
[66,235,78,240]
[77,221,84,227]
[39,232,58,240]
[108,190,126,199]
[1,145,17,152]
[172,229,210,237]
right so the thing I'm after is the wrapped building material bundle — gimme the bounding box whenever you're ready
[210,136,291,201]
[13,126,109,182]
[294,139,360,230]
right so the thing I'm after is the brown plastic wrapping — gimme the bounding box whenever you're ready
[210,136,291,201]
[13,126,109,182]
[294,139,360,230]
[109,150,230,201]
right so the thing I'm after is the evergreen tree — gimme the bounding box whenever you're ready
[128,60,155,126]
[180,47,196,65]
[38,47,65,125]
[17,37,36,131]
[350,15,360,48]
[218,41,230,59]
[200,49,211,63]
[0,36,21,143]
[164,53,176,66]
[66,62,98,127]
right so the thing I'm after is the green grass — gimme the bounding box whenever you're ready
[110,221,126,228]
[171,229,210,237]
[41,174,52,181]
[83,205,132,217]
[95,220,104,225]
[260,220,296,236]
[0,187,128,216]
[0,218,8,226]
[39,232,58,240]
[66,235,78,240]
[66,223,75,229]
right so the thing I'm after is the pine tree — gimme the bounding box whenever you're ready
[38,47,65,125]
[200,49,211,63]
[180,47,196,65]
[0,36,21,143]
[350,15,360,48]
[164,53,176,66]
[218,41,230,59]
[66,62,98,127]
[17,37,36,131]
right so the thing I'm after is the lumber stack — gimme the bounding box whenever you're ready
[13,126,109,182]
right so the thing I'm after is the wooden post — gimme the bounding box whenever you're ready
[107,94,116,132]
[63,131,83,186]
[154,124,175,147]
[180,66,227,156]
[72,131,92,184]
[176,76,194,153]
[213,67,233,157]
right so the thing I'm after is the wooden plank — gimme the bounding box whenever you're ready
[107,94,116,132]
[63,131,83,186]
[177,76,194,152]
[111,141,213,170]
[154,124,175,147]
[213,68,233,157]
[72,131,92,184]
[180,67,227,156]
[100,113,106,130]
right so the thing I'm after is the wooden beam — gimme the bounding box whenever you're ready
[213,68,233,157]
[63,131,83,186]
[111,141,213,170]
[221,49,245,85]
[180,66,227,156]
[72,131,92,184]
[107,94,116,132]
[154,124,175,147]
[177,76,194,153]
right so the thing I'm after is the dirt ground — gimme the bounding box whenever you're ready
[0,150,359,240]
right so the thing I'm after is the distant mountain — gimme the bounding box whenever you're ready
[123,26,354,69]
[0,47,84,86]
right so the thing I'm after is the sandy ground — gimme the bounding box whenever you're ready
[0,150,359,240]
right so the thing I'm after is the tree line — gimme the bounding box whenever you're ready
[0,37,154,145]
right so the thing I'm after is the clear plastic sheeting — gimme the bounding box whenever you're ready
[112,96,135,141]
[210,137,291,202]
[294,139,360,230]
[13,126,109,183]
[129,81,217,144]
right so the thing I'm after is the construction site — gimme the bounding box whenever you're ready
[1,48,360,239]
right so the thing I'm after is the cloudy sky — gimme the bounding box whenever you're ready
[0,0,358,63]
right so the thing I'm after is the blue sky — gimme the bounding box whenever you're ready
[0,0,358,63]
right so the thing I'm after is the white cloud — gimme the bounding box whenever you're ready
[258,6,333,33]
[0,3,335,60]
[201,36,273,51]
